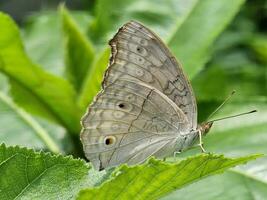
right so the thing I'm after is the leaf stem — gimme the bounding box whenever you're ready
[0,92,61,153]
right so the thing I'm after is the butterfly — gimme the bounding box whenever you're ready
[80,21,213,171]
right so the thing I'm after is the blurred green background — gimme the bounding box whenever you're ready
[0,0,266,199]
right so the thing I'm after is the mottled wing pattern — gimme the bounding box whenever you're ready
[105,21,197,129]
[81,21,197,170]
[81,79,189,170]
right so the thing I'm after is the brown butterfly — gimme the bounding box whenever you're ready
[80,21,256,170]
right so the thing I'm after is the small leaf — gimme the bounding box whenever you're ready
[77,154,260,200]
[60,6,95,92]
[0,144,90,200]
[0,12,82,133]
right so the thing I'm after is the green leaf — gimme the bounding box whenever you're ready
[78,48,110,109]
[164,170,267,200]
[22,12,65,77]
[0,144,90,200]
[0,72,9,92]
[61,7,95,92]
[248,34,267,64]
[168,0,246,78]
[22,11,93,77]
[0,12,82,133]
[88,0,199,45]
[164,101,267,200]
[192,57,266,102]
[77,154,260,200]
[0,92,60,153]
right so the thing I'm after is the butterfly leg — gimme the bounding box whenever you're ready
[197,130,206,153]
[172,150,182,162]
[173,150,181,157]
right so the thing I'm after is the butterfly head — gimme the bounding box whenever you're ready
[199,122,213,136]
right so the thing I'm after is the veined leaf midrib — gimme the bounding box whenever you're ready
[150,157,231,200]
[14,163,69,200]
[0,144,89,200]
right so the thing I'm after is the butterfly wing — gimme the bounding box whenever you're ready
[81,79,189,170]
[81,21,197,170]
[106,21,197,129]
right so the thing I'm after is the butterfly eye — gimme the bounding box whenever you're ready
[104,136,116,146]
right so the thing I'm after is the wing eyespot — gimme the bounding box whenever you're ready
[104,136,116,146]
[116,101,133,112]
[118,103,124,108]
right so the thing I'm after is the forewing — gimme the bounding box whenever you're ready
[105,21,197,129]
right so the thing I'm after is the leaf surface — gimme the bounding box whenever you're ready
[0,144,90,200]
[0,12,82,133]
[0,92,61,153]
[167,0,246,78]
[61,7,95,92]
[78,48,110,109]
[77,154,260,200]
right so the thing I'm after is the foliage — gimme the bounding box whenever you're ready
[0,143,260,199]
[77,154,260,200]
[0,12,82,134]
[0,144,90,199]
[0,0,266,199]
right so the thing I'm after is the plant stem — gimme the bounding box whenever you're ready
[0,92,61,153]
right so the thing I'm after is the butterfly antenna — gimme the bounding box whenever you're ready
[206,90,236,121]
[207,110,257,123]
